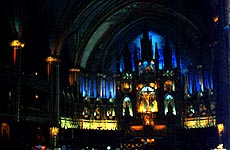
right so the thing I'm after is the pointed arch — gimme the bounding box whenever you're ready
[107,97,116,119]
[122,96,133,117]
[164,93,176,115]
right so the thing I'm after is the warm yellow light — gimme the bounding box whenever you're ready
[165,80,172,86]
[147,138,155,143]
[140,138,155,144]
[10,40,25,64]
[130,125,143,131]
[69,68,80,72]
[136,84,144,90]
[149,83,155,88]
[79,119,118,130]
[213,15,219,23]
[1,123,9,138]
[45,56,59,62]
[50,127,59,136]
[124,82,130,89]
[217,123,224,134]
[154,125,167,130]
[184,116,216,128]
[61,117,78,129]
[139,101,144,112]
[10,40,25,48]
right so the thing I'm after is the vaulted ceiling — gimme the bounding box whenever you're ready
[1,0,219,74]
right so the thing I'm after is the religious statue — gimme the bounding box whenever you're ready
[164,93,176,115]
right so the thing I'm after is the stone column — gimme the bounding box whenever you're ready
[214,0,230,148]
[10,40,25,123]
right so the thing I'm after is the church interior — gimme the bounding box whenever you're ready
[0,0,229,149]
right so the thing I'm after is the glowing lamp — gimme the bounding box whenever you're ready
[45,56,59,63]
[130,125,143,131]
[10,40,25,64]
[124,82,130,89]
[69,68,80,72]
[45,56,60,78]
[146,138,155,144]
[68,68,80,86]
[217,123,224,135]
[50,127,59,136]
[213,15,219,23]
[10,40,25,48]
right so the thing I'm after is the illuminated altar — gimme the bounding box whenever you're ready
[79,119,118,130]
[58,25,217,150]
[183,116,216,129]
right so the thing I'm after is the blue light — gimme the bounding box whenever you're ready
[129,31,177,70]
[189,74,193,94]
[172,50,177,68]
[195,74,200,92]
[204,71,209,89]
[210,72,213,89]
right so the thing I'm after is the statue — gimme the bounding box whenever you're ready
[164,93,176,115]
[152,99,158,112]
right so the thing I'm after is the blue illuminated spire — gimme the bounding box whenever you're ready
[154,42,159,71]
[123,43,132,72]
[133,45,139,72]
[140,24,153,61]
[163,35,172,69]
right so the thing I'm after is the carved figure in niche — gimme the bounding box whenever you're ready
[164,80,173,92]
[199,104,207,116]
[146,92,156,112]
[139,94,150,112]
[149,92,155,105]
[138,62,144,75]
[82,96,90,118]
[150,60,156,73]
[94,104,100,119]
[144,114,154,125]
[140,93,148,112]
[152,99,158,112]
[187,103,195,117]
[164,93,176,115]
[124,102,130,116]
[138,94,145,112]
[139,99,144,112]
[210,100,216,115]
[122,97,133,116]
[82,106,89,118]
[107,106,115,119]
[138,86,156,113]
[107,97,115,118]
[107,107,115,119]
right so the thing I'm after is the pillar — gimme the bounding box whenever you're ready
[214,0,230,148]
[46,56,60,148]
[10,40,25,123]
